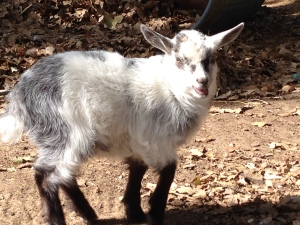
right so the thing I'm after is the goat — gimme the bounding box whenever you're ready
[0,23,244,225]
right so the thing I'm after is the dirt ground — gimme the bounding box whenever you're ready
[0,0,300,225]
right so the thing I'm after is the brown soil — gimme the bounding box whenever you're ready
[0,0,300,225]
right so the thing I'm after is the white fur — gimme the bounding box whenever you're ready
[56,51,214,170]
[0,115,24,144]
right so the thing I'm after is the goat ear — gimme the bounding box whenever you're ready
[140,25,173,55]
[209,23,244,49]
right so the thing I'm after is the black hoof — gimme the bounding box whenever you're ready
[125,206,147,224]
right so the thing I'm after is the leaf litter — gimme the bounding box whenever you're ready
[0,0,300,225]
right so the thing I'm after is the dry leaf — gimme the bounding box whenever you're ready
[105,15,124,29]
[77,178,86,187]
[192,189,207,198]
[265,179,273,187]
[264,171,282,180]
[189,148,204,157]
[238,177,250,186]
[281,85,295,93]
[146,183,156,192]
[12,156,35,165]
[183,163,196,169]
[176,186,195,195]
[245,162,256,169]
[195,136,215,143]
[210,107,250,114]
[279,45,292,55]
[45,46,55,55]
[252,121,270,127]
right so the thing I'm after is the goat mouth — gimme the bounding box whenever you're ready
[193,86,208,96]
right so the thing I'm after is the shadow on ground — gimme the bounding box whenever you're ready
[91,195,300,225]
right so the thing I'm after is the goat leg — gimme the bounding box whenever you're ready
[148,162,177,225]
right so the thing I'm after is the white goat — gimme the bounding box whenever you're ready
[0,23,244,225]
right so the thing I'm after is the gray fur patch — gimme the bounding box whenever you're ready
[7,55,70,150]
[174,33,188,53]
[126,58,139,68]
[147,93,198,136]
[201,50,213,73]
[83,51,106,62]
[95,141,109,151]
[175,55,191,70]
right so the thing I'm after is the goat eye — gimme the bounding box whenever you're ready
[176,57,184,69]
[201,57,210,72]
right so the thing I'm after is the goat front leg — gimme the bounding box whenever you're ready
[123,158,148,223]
[148,162,177,225]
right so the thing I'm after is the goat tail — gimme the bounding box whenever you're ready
[0,103,25,144]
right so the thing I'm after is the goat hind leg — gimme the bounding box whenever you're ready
[35,167,66,225]
[60,177,98,224]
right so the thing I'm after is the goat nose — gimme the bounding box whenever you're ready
[197,78,208,86]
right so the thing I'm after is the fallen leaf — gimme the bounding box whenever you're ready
[238,177,250,186]
[45,46,55,55]
[210,106,253,114]
[245,162,256,169]
[105,15,123,30]
[265,179,273,187]
[12,156,35,165]
[192,189,207,198]
[77,178,86,187]
[252,121,271,127]
[195,136,215,143]
[183,163,196,169]
[192,177,201,186]
[281,85,295,93]
[264,171,282,180]
[146,183,156,192]
[189,148,204,157]
[279,45,292,55]
[176,186,195,195]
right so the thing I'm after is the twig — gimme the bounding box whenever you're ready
[248,98,270,105]
[17,163,33,169]
[20,4,33,15]
[212,98,269,105]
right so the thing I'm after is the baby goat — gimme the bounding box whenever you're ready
[0,23,244,225]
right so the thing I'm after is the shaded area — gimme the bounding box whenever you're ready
[88,195,300,225]
[192,0,265,34]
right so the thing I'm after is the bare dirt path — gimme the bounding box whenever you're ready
[0,0,300,224]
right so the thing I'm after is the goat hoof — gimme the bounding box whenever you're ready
[86,220,96,225]
[82,217,97,225]
[147,214,164,225]
[128,213,147,224]
[126,206,147,224]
